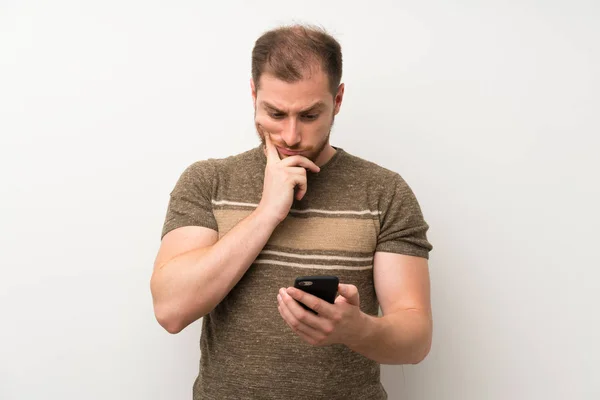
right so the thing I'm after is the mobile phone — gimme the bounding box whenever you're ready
[293,276,339,314]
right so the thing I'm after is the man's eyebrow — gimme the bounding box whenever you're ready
[261,101,326,114]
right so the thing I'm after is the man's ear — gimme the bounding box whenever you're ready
[250,78,257,108]
[334,83,345,115]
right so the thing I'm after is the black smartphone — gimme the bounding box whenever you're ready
[293,276,339,314]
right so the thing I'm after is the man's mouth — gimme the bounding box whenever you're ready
[277,147,304,156]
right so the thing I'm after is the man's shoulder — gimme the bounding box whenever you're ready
[338,148,404,186]
[183,145,263,176]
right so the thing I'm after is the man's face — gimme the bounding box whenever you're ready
[252,69,344,164]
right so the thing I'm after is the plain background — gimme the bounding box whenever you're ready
[1,1,599,399]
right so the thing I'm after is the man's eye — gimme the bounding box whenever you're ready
[302,114,319,121]
[269,113,285,119]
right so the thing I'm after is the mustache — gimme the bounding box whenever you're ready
[255,124,308,151]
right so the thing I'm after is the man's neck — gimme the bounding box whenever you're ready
[314,144,337,167]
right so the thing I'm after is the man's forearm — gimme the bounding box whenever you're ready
[348,309,432,365]
[151,208,279,333]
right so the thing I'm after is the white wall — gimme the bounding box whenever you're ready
[1,1,598,399]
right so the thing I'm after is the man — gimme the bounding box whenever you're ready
[150,24,433,400]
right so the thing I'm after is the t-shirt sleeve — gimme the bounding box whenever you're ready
[161,160,218,239]
[376,174,433,259]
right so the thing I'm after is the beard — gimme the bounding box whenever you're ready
[255,112,335,163]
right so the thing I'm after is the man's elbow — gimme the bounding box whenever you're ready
[409,337,432,364]
[154,304,187,334]
[152,295,209,334]
[159,318,185,335]
[409,327,432,364]
[150,277,192,334]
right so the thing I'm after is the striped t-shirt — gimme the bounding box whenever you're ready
[161,144,433,400]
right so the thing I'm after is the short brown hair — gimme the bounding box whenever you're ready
[251,24,343,96]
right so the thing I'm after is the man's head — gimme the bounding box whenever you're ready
[251,24,345,165]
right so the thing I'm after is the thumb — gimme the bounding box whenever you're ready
[337,284,360,306]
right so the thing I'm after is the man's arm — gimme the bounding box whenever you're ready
[277,251,432,364]
[150,132,320,334]
[347,251,432,364]
[150,211,280,334]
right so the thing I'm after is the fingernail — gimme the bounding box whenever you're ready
[277,294,282,302]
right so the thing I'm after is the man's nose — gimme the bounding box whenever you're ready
[280,118,301,147]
